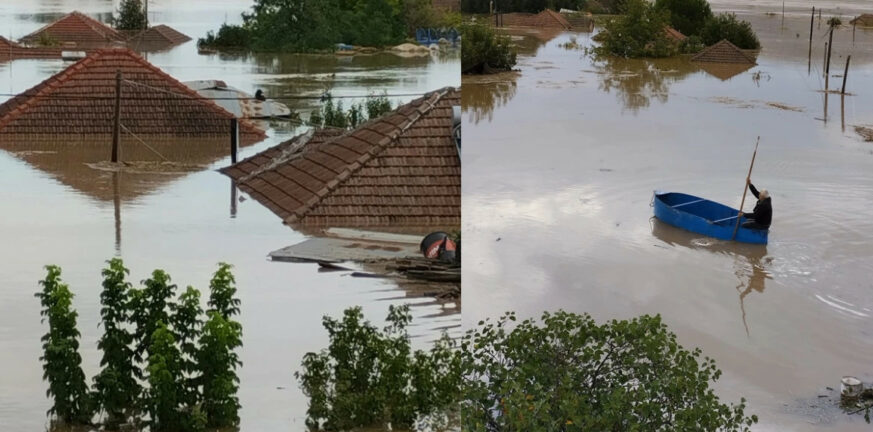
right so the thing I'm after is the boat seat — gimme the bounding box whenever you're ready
[671,199,705,208]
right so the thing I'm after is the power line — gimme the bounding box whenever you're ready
[0,89,428,101]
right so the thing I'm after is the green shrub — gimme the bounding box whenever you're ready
[145,322,185,432]
[595,0,678,58]
[36,266,94,426]
[655,0,712,36]
[700,13,760,49]
[296,305,462,431]
[680,34,706,53]
[198,24,253,49]
[310,92,395,129]
[461,311,759,431]
[461,22,517,74]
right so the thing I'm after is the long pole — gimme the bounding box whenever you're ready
[731,137,760,241]
[841,55,851,94]
[808,7,814,73]
[230,118,239,163]
[144,0,149,28]
[111,70,121,163]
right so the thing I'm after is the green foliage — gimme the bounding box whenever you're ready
[680,34,705,53]
[198,24,253,50]
[296,305,462,431]
[36,32,61,47]
[207,263,240,320]
[145,322,185,432]
[310,93,394,129]
[655,0,712,36]
[92,259,141,427]
[36,266,93,425]
[171,286,204,409]
[132,270,177,359]
[461,22,517,74]
[595,0,678,58]
[461,310,759,431]
[198,311,243,428]
[116,0,147,31]
[699,13,760,49]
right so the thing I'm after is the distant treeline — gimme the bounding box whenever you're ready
[199,0,460,52]
[460,0,622,13]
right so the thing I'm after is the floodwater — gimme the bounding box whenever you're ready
[463,6,873,432]
[0,1,460,431]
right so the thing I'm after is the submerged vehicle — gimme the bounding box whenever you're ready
[652,191,768,245]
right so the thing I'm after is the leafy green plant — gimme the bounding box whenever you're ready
[296,305,462,431]
[461,310,758,431]
[655,0,712,37]
[131,270,177,359]
[198,23,253,50]
[595,0,678,58]
[680,34,705,53]
[207,263,240,320]
[365,92,393,120]
[699,13,760,49]
[310,93,394,129]
[36,266,93,426]
[145,321,185,432]
[171,286,204,410]
[461,22,518,74]
[116,0,147,31]
[198,311,243,428]
[92,258,141,428]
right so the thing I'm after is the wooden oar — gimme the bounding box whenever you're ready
[731,137,760,240]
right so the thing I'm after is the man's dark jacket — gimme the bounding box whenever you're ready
[747,183,772,228]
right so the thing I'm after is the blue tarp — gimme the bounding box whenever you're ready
[415,28,459,45]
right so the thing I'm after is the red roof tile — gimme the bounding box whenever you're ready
[220,87,460,231]
[501,9,572,29]
[691,39,757,64]
[0,48,266,140]
[664,26,687,42]
[0,36,62,59]
[127,25,192,51]
[19,11,125,49]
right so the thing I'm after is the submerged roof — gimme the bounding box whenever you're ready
[221,87,461,231]
[127,25,192,51]
[19,11,126,48]
[0,48,266,139]
[184,80,292,119]
[502,9,572,29]
[691,39,757,64]
[850,14,873,26]
[664,26,687,42]
[697,62,755,81]
[0,36,62,59]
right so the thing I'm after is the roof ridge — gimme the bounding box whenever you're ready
[21,10,122,42]
[285,87,453,224]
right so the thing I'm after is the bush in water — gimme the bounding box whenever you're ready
[699,13,760,49]
[115,0,147,31]
[655,0,713,37]
[296,305,462,431]
[596,0,679,58]
[461,310,758,431]
[461,22,518,74]
[36,266,94,426]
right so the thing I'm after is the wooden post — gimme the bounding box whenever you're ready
[808,7,814,73]
[853,22,856,46]
[840,94,845,132]
[111,70,122,163]
[781,1,785,29]
[823,42,828,78]
[824,89,829,124]
[231,180,238,218]
[230,118,239,163]
[113,171,121,253]
[825,26,834,91]
[841,55,851,94]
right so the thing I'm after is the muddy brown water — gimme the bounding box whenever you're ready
[463,8,873,432]
[0,1,459,430]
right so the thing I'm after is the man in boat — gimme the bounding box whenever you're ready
[740,179,771,230]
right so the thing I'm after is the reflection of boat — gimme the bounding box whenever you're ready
[653,191,768,245]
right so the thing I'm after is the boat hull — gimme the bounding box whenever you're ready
[653,191,768,245]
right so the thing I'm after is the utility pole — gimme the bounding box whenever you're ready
[230,118,239,163]
[112,70,122,163]
[825,24,834,91]
[144,0,149,28]
[808,7,814,73]
[841,55,851,94]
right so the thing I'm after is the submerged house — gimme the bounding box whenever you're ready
[19,11,126,49]
[0,48,265,143]
[126,25,192,52]
[501,9,573,30]
[691,39,757,81]
[221,87,461,234]
[850,14,873,27]
[0,36,62,60]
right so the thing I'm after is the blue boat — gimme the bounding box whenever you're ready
[652,191,768,245]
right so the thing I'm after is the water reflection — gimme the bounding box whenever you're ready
[650,218,772,336]
[595,56,698,113]
[461,72,518,124]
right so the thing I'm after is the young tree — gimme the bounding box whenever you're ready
[116,0,147,31]
[461,311,759,431]
[655,0,713,37]
[35,266,93,426]
[145,322,184,432]
[171,286,204,409]
[597,0,677,58]
[699,13,761,49]
[92,258,141,427]
[199,263,243,427]
[198,311,243,428]
[131,270,178,359]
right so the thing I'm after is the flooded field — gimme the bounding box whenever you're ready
[0,1,459,430]
[463,7,873,432]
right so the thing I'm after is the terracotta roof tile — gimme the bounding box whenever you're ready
[127,25,192,52]
[691,39,757,64]
[221,87,460,231]
[20,11,126,49]
[0,48,266,140]
[501,9,572,29]
[0,36,62,59]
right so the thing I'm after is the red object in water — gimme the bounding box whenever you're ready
[425,237,456,259]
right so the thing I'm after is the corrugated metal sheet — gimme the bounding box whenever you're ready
[184,81,292,119]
